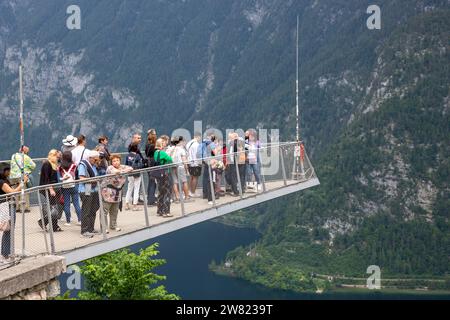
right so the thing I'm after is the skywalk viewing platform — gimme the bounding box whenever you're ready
[1,142,319,267]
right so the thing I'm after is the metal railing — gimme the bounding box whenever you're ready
[0,142,316,268]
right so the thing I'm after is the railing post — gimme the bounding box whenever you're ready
[140,173,151,226]
[21,201,25,257]
[207,160,216,206]
[37,191,50,254]
[176,166,186,215]
[234,152,243,199]
[45,189,56,254]
[96,181,108,240]
[257,146,267,193]
[9,202,15,259]
[280,146,288,186]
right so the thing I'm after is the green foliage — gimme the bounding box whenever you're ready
[76,244,179,300]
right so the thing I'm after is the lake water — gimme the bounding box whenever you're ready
[59,221,450,300]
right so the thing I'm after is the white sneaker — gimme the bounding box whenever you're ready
[76,221,81,226]
[64,223,71,227]
[257,184,263,192]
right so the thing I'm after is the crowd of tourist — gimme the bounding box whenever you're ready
[0,129,263,260]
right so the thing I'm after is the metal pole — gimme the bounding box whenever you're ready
[257,146,267,193]
[9,202,15,259]
[19,65,26,257]
[280,147,288,186]
[140,173,151,225]
[45,189,55,254]
[176,167,186,215]
[234,152,243,199]
[207,161,216,206]
[296,16,300,145]
[37,191,49,254]
[96,181,108,240]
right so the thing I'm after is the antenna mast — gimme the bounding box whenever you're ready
[19,65,26,256]
[293,15,306,180]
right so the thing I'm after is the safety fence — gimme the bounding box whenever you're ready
[0,142,316,269]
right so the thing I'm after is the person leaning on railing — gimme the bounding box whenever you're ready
[0,163,28,261]
[100,154,133,232]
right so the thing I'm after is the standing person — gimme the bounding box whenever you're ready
[128,133,145,204]
[213,139,226,195]
[160,135,170,149]
[186,133,202,198]
[170,137,192,203]
[128,133,143,155]
[0,163,28,261]
[246,130,262,192]
[96,135,111,176]
[125,144,144,211]
[71,135,89,165]
[145,129,158,205]
[200,135,217,204]
[9,146,36,212]
[160,135,173,202]
[153,139,173,217]
[37,150,63,232]
[78,150,101,238]
[101,154,133,232]
[61,135,78,154]
[226,132,244,196]
[58,151,82,226]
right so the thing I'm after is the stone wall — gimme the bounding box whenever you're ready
[0,255,66,300]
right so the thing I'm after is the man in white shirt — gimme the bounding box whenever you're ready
[71,135,90,165]
[186,133,202,197]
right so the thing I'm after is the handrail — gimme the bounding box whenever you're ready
[0,141,302,164]
[0,142,304,199]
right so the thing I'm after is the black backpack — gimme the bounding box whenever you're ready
[149,151,166,178]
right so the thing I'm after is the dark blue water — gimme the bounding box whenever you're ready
[59,221,450,300]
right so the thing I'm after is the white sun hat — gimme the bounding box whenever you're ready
[62,135,78,147]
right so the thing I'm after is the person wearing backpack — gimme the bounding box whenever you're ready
[71,135,89,165]
[8,145,36,213]
[153,139,173,217]
[199,135,217,204]
[125,144,144,211]
[58,151,82,226]
[78,150,101,238]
